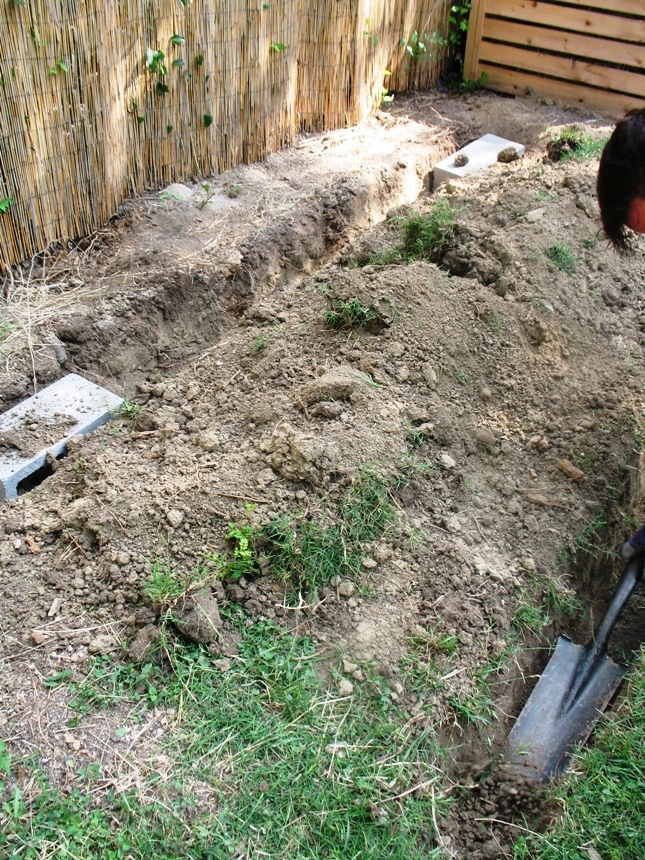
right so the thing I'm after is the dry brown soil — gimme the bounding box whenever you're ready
[2,88,645,858]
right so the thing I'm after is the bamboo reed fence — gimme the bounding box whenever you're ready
[464,0,645,117]
[0,0,450,267]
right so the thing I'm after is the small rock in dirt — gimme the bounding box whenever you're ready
[444,515,462,533]
[301,372,356,405]
[440,453,456,470]
[31,630,45,645]
[196,429,219,452]
[166,509,184,529]
[361,556,377,569]
[479,385,492,401]
[529,434,550,452]
[454,153,469,167]
[342,658,358,674]
[338,581,356,598]
[421,362,437,389]
[497,146,519,163]
[173,591,222,644]
[128,624,160,662]
[525,207,544,223]
[494,276,510,297]
[338,679,354,696]
[47,597,62,617]
[475,428,497,452]
[311,401,343,419]
[88,633,119,655]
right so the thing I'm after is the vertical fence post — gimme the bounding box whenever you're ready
[463,0,487,82]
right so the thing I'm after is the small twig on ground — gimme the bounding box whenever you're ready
[213,490,269,505]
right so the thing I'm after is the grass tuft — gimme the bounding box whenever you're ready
[323,296,378,330]
[545,243,576,274]
[399,200,455,262]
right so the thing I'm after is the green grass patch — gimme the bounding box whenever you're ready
[0,320,17,342]
[547,129,608,163]
[1,623,449,859]
[513,651,645,860]
[263,468,395,590]
[323,296,378,330]
[545,243,576,275]
[399,200,455,262]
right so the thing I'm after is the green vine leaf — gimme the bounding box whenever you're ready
[270,42,287,52]
[0,197,15,214]
[12,0,26,7]
[203,113,213,128]
[166,124,174,133]
[137,115,145,125]
[57,60,68,73]
[195,54,204,67]
[169,34,185,46]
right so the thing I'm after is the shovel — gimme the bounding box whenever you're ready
[506,555,644,782]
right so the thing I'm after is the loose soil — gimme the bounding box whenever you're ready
[2,88,645,859]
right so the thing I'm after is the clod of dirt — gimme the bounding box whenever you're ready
[497,146,519,163]
[88,633,119,655]
[454,154,469,167]
[301,371,357,405]
[262,422,333,485]
[172,591,222,644]
[128,624,161,662]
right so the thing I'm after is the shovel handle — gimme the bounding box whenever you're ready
[590,555,644,657]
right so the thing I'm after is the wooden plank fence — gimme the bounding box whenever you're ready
[0,0,451,268]
[464,0,645,117]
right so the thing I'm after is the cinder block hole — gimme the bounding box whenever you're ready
[16,451,67,495]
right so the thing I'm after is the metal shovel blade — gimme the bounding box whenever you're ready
[506,634,626,781]
[506,556,643,782]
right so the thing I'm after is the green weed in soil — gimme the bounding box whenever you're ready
[399,200,455,262]
[545,243,576,274]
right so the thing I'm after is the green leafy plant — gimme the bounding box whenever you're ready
[48,59,68,76]
[460,71,488,93]
[113,399,143,419]
[197,181,217,209]
[0,321,16,342]
[169,33,185,46]
[145,48,169,95]
[323,297,377,330]
[250,334,266,354]
[270,42,287,52]
[399,200,456,261]
[203,113,213,128]
[545,243,576,274]
[0,197,15,214]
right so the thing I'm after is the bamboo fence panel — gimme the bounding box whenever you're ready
[0,0,451,268]
[464,0,645,117]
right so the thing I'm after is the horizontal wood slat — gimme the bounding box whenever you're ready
[485,18,645,70]
[480,63,645,115]
[561,0,643,15]
[480,40,645,98]
[465,0,645,118]
[486,0,645,44]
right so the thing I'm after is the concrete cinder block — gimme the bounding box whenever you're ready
[433,134,525,189]
[0,373,123,501]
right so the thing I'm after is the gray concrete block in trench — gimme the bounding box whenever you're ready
[433,133,525,189]
[0,373,123,501]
